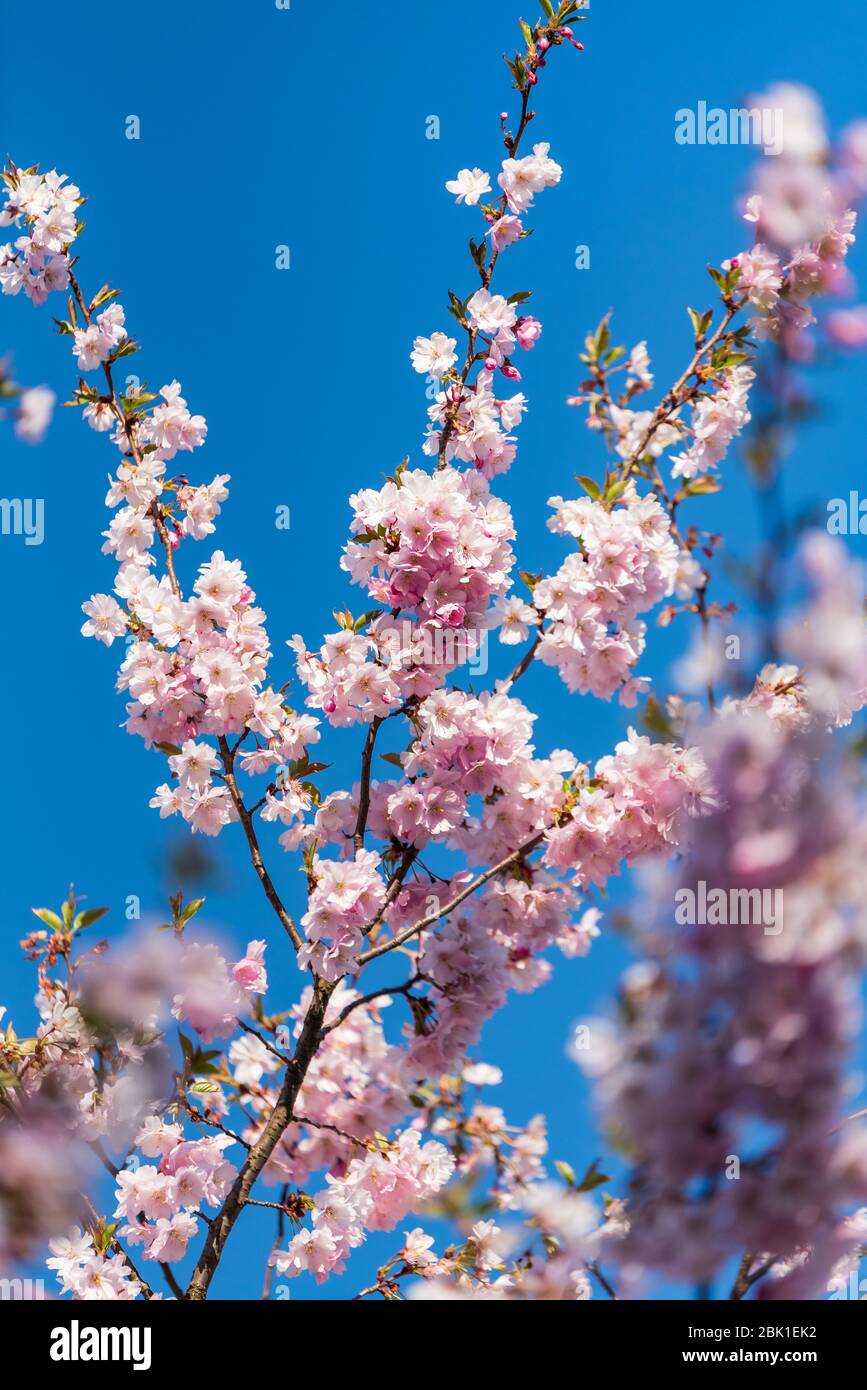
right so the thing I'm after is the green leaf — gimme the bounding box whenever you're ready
[682,475,721,496]
[687,306,713,342]
[575,474,601,501]
[95,1221,120,1255]
[110,337,139,361]
[643,695,674,740]
[576,1157,611,1193]
[89,284,121,310]
[74,907,109,931]
[353,609,382,633]
[287,759,330,779]
[381,751,404,769]
[590,312,611,360]
[301,780,322,807]
[179,897,206,925]
[554,1159,577,1187]
[31,907,64,931]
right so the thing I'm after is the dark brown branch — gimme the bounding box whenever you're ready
[353,716,383,853]
[320,977,423,1037]
[218,736,303,951]
[729,1252,778,1300]
[184,979,334,1300]
[357,831,544,965]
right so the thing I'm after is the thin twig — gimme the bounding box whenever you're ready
[218,736,303,951]
[357,832,544,965]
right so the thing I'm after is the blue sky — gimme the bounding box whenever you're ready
[2,0,867,1300]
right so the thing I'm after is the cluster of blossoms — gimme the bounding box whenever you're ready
[535,484,699,701]
[734,83,866,358]
[426,1071,549,1210]
[543,727,714,888]
[415,140,563,475]
[7,0,867,1308]
[290,464,517,724]
[659,89,865,487]
[669,364,754,481]
[291,681,608,988]
[252,984,411,1187]
[408,1184,623,1301]
[115,1128,237,1266]
[48,1230,142,1300]
[342,465,515,631]
[72,302,127,371]
[408,913,510,1074]
[781,532,867,726]
[0,163,80,305]
[273,1130,455,1283]
[564,87,865,533]
[579,541,867,1295]
[83,537,322,838]
[172,936,267,1041]
[272,1063,613,1300]
[298,850,386,979]
[375,1073,624,1301]
[423,361,529,478]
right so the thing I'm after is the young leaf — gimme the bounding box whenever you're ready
[74,906,109,931]
[575,474,601,501]
[31,907,64,932]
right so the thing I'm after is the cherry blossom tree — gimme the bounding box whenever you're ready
[3,1,867,1302]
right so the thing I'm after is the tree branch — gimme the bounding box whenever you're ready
[218,736,303,951]
[357,831,544,965]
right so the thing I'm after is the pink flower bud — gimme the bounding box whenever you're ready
[516,315,543,351]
